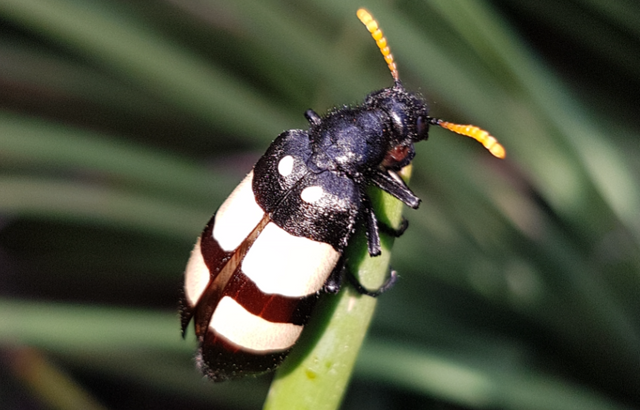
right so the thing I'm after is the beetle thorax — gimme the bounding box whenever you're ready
[307,108,389,179]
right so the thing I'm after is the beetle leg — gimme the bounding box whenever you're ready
[362,194,382,257]
[377,217,408,238]
[304,109,322,126]
[370,170,420,209]
[346,268,398,297]
[324,256,399,298]
[323,255,345,294]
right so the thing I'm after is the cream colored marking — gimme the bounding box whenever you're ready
[242,223,340,297]
[184,238,209,307]
[300,185,325,204]
[210,296,302,352]
[213,171,265,251]
[277,155,294,177]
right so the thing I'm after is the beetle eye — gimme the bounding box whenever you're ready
[416,116,429,141]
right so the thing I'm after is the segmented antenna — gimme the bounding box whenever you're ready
[357,8,506,158]
[357,8,399,82]
[437,120,506,159]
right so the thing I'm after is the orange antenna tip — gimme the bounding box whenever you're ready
[357,8,399,82]
[437,121,506,159]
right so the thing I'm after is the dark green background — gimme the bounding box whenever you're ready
[1,0,639,409]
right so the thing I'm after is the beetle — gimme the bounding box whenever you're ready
[180,8,505,382]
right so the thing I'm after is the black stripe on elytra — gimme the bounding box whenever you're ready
[223,270,319,326]
[192,213,270,338]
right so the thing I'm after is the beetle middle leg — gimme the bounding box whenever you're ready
[323,255,398,297]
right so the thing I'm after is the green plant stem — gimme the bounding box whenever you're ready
[262,167,411,410]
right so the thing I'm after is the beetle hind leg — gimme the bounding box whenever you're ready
[347,268,398,297]
[323,255,345,294]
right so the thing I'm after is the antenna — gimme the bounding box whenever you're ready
[436,120,506,159]
[357,8,506,158]
[357,8,399,82]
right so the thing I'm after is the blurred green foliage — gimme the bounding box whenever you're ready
[0,0,639,409]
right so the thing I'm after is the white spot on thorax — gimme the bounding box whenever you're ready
[210,296,302,352]
[277,155,294,177]
[300,186,324,203]
[213,171,265,251]
[242,222,340,297]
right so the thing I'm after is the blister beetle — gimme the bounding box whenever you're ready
[180,8,505,382]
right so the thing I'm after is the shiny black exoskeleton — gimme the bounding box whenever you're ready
[181,8,504,383]
[253,81,431,268]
